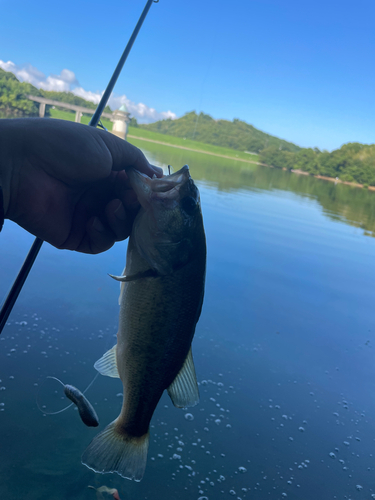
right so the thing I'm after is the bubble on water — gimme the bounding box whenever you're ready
[185,465,193,471]
[343,441,350,446]
[19,321,27,326]
[238,466,247,473]
[0,387,5,391]
[356,485,363,491]
[116,393,123,398]
[185,413,194,421]
[172,454,181,460]
[281,494,287,498]
[355,437,361,442]
[282,414,288,420]
[204,427,209,432]
[157,454,164,458]
[288,437,294,441]
[226,424,232,429]
[201,380,208,385]
[197,497,209,500]
[229,490,236,496]
[214,419,221,425]
[329,452,336,459]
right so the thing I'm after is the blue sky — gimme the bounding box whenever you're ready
[1,0,374,151]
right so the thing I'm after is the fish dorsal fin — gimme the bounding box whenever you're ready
[167,347,199,408]
[94,345,120,378]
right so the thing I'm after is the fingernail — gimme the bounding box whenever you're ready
[114,201,127,221]
[92,217,105,232]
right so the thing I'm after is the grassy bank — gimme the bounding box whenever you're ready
[129,127,259,163]
[49,108,113,130]
[48,109,259,163]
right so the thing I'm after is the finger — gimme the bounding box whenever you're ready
[98,131,163,178]
[78,216,117,254]
[105,199,133,242]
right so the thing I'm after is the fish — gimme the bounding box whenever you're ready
[81,165,206,481]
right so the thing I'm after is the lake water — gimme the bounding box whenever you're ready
[1,141,375,500]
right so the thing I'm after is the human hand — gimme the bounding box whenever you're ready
[0,118,163,254]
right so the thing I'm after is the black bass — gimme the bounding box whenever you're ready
[82,165,206,481]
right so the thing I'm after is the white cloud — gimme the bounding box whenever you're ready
[0,59,177,123]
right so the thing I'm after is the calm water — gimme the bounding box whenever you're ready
[1,141,375,500]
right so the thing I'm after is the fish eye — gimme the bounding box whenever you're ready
[181,196,197,214]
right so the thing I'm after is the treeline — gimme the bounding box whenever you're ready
[141,111,301,154]
[0,68,111,118]
[260,143,375,187]
[0,68,42,118]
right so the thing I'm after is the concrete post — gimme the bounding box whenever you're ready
[75,111,82,123]
[39,102,46,118]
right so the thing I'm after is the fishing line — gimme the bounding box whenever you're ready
[37,317,119,416]
[36,373,99,416]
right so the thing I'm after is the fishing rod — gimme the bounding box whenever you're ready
[0,0,159,334]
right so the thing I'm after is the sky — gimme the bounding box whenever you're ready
[1,0,374,151]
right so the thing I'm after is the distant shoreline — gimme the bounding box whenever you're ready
[128,133,374,191]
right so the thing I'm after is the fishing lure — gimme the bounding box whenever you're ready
[37,376,99,427]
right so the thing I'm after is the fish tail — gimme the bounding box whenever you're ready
[81,420,149,482]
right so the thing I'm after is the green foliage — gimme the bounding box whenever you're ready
[0,68,42,118]
[141,111,300,154]
[259,141,375,187]
[129,116,138,127]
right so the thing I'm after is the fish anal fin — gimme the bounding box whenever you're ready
[167,347,199,408]
[94,345,120,378]
[82,420,149,482]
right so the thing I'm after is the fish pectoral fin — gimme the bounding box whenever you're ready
[167,347,199,408]
[94,345,120,378]
[109,269,159,283]
[118,267,126,305]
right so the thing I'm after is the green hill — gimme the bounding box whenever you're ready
[140,111,301,154]
[0,68,112,118]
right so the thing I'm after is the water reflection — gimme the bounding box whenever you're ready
[130,138,375,237]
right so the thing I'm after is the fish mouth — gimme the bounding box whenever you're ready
[127,165,191,209]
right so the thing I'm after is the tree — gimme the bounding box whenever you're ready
[0,68,42,118]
